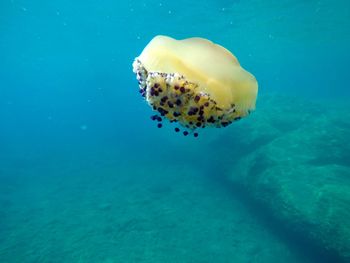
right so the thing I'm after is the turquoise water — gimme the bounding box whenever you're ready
[1,1,350,262]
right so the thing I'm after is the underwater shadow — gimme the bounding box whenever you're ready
[195,154,347,263]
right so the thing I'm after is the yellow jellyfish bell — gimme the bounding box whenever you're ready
[133,35,258,131]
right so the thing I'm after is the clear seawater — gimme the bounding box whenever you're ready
[1,1,350,262]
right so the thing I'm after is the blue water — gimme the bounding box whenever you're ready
[1,1,350,262]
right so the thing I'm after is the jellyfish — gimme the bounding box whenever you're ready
[132,35,258,135]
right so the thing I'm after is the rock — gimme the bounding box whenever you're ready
[225,95,350,261]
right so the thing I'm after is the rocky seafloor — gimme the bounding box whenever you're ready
[1,94,349,262]
[204,94,350,262]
